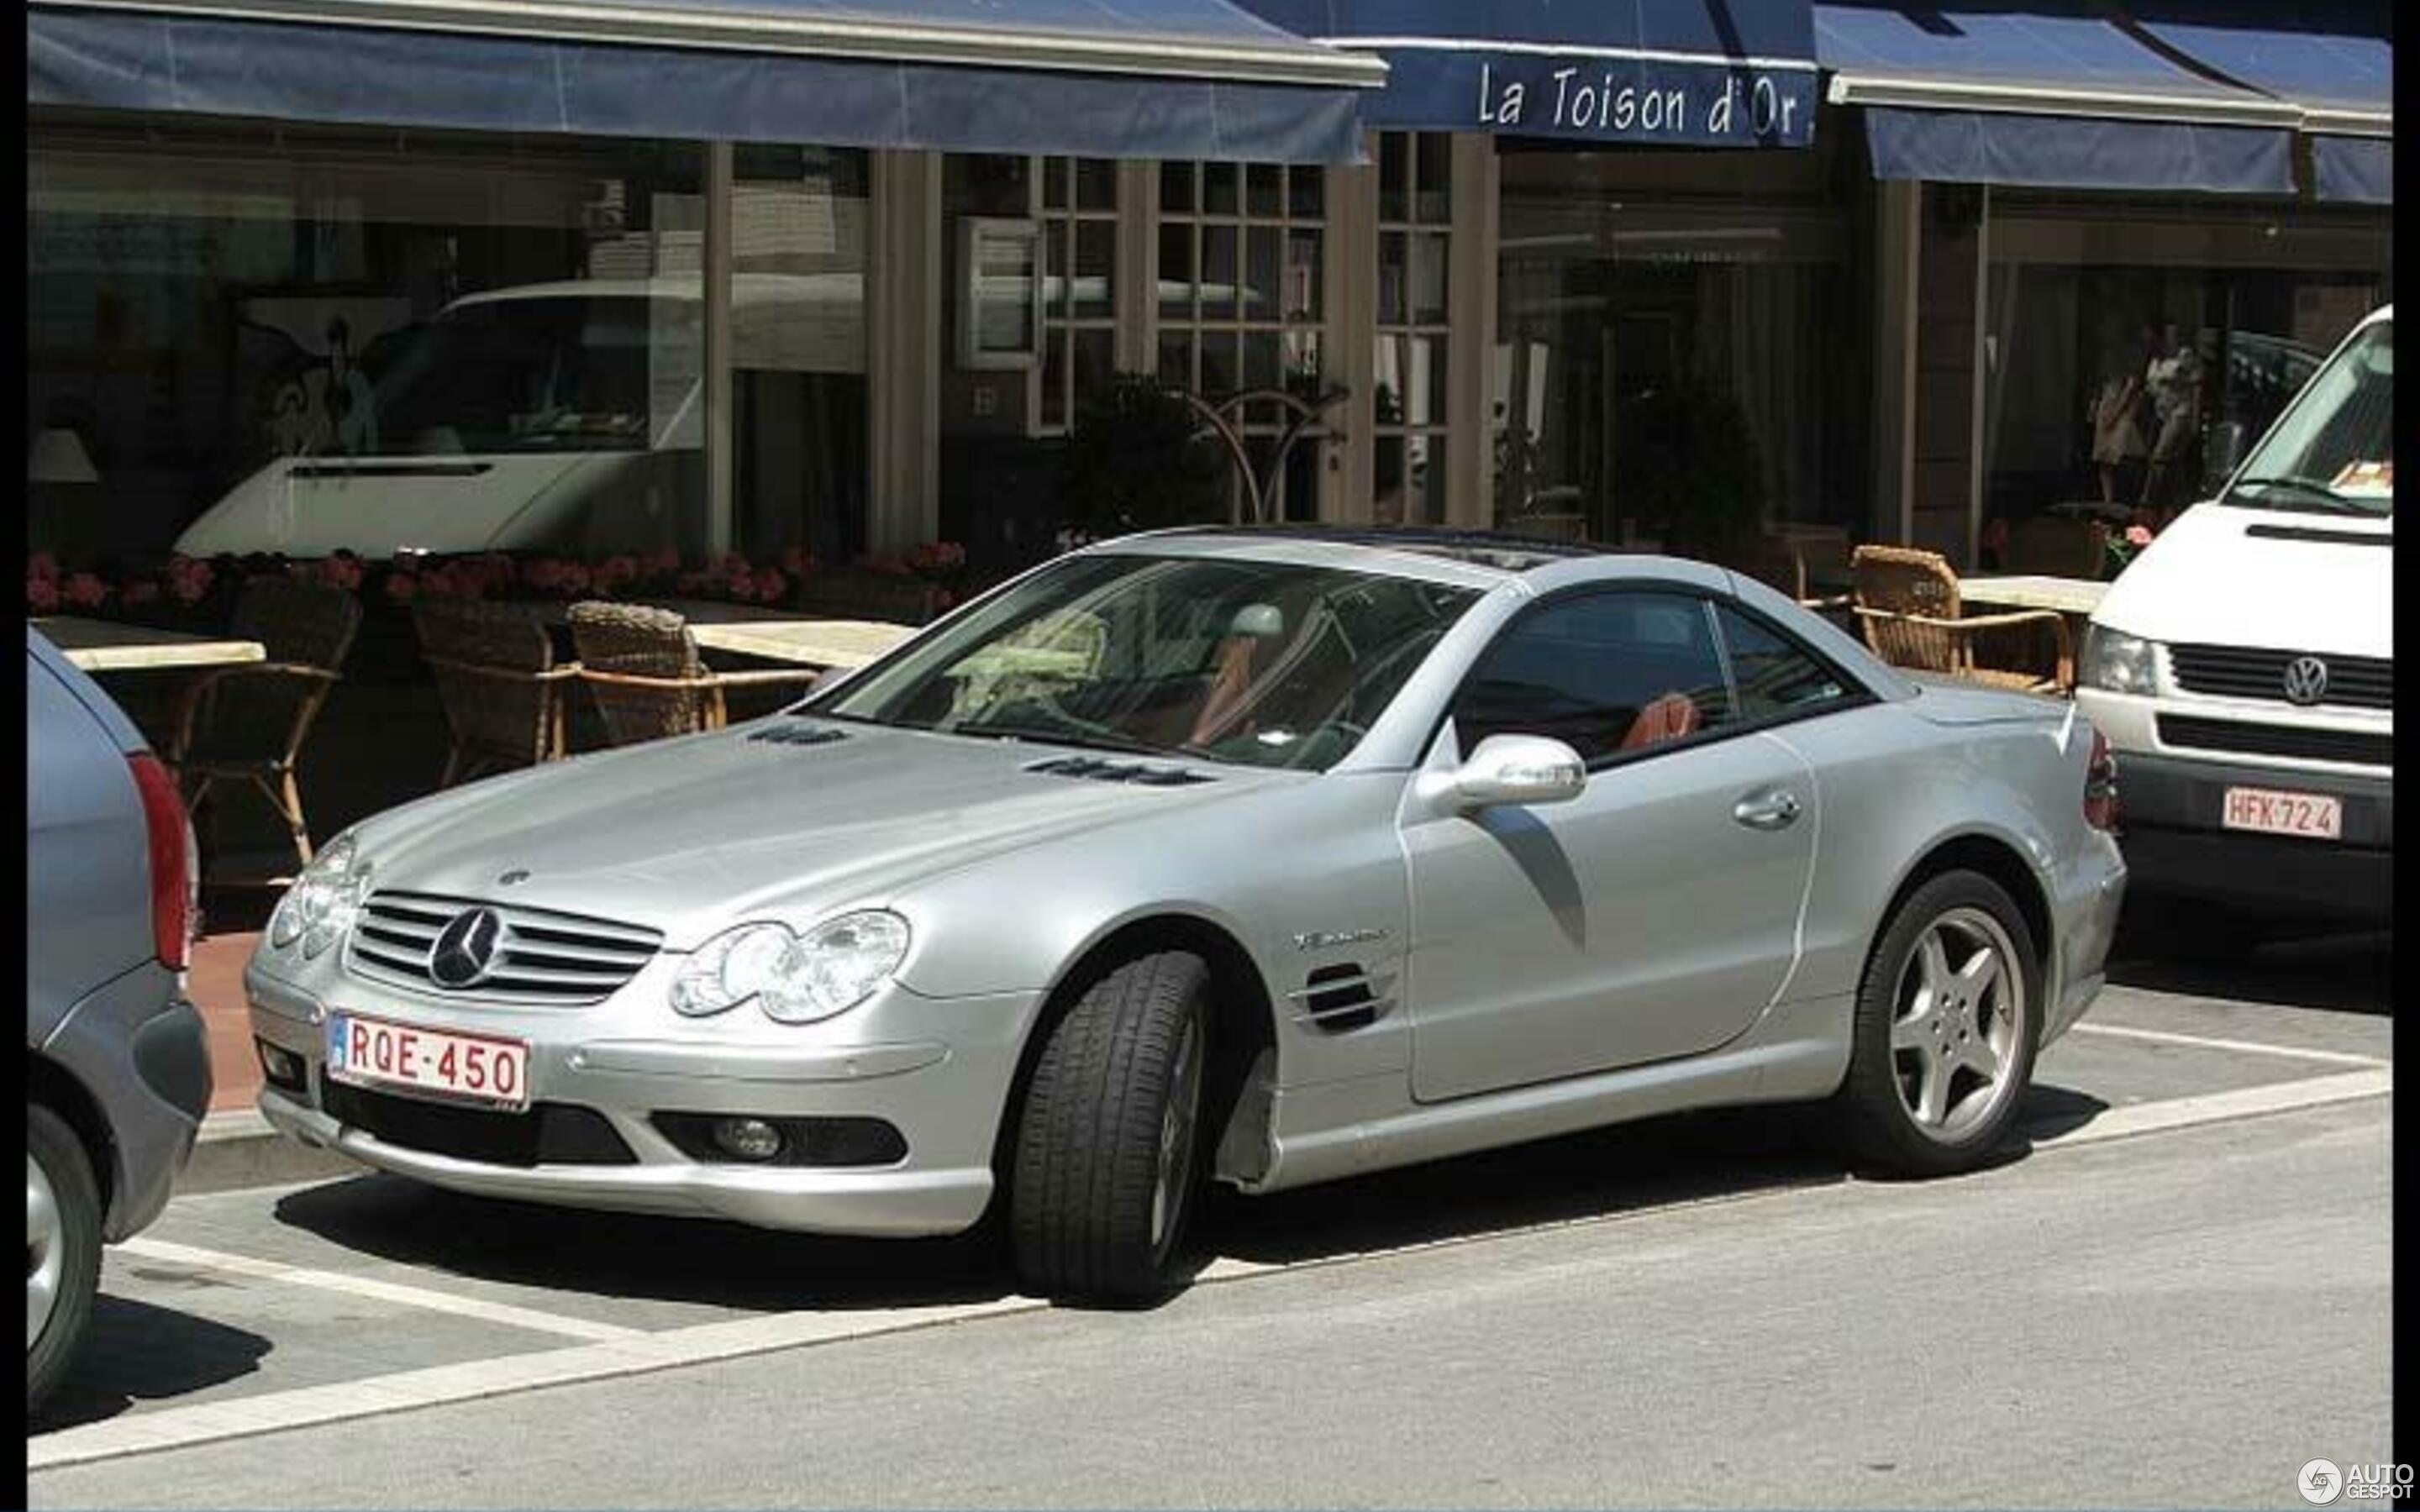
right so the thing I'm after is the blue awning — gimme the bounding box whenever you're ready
[1234,1,1821,148]
[2123,1,2391,203]
[1815,1,2301,194]
[26,0,1382,163]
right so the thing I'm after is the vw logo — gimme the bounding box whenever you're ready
[2281,655,2330,706]
[429,907,504,989]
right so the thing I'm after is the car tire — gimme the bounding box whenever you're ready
[1836,869,2042,1179]
[1009,950,1212,1302]
[28,1104,103,1415]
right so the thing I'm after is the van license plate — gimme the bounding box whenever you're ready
[2221,786,2342,841]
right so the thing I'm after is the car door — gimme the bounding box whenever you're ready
[1402,588,1819,1102]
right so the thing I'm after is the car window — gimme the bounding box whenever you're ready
[1452,591,1734,764]
[1713,604,1855,722]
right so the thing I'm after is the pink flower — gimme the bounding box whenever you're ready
[676,570,709,594]
[2125,525,2154,548]
[597,554,639,589]
[755,569,786,604]
[726,570,755,602]
[778,547,813,576]
[27,577,60,613]
[65,572,108,609]
[557,564,592,595]
[121,579,161,606]
[385,573,419,603]
[28,551,59,583]
[645,547,682,578]
[524,559,564,592]
[719,552,750,578]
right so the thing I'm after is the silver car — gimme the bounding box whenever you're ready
[248,530,2127,1299]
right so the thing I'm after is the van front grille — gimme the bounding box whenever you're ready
[2157,715,2392,769]
[2167,644,2391,711]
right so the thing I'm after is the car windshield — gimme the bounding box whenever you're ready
[2225,318,2392,517]
[812,551,1481,771]
[373,297,680,456]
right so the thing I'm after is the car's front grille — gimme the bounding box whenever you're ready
[2158,714,2393,768]
[347,891,661,1005]
[2167,643,2391,711]
[321,1080,636,1167]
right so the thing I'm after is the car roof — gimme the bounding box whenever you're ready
[1108,524,1605,580]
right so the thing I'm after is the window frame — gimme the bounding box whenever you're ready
[1437,580,1879,774]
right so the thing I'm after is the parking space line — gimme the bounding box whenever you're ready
[29,1294,1048,1473]
[37,1068,2392,1474]
[114,1236,643,1343]
[2030,1068,2391,1148]
[2065,1021,2391,1068]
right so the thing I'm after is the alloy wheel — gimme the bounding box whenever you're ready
[1889,906,2027,1142]
[1150,1014,1206,1249]
[27,1152,63,1352]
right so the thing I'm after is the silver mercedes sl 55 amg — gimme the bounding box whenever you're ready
[249,528,2127,1298]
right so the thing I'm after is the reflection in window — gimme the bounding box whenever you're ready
[1454,592,1734,764]
[1375,133,1454,525]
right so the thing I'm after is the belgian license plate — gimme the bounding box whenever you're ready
[325,1013,531,1110]
[2221,785,2343,842]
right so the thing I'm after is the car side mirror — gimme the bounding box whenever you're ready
[1453,734,1587,809]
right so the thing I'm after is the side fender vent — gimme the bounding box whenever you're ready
[748,722,850,747]
[1287,961,1395,1034]
[1024,755,1214,787]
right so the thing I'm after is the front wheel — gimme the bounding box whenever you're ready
[1009,951,1211,1302]
[28,1104,103,1414]
[1836,870,2041,1177]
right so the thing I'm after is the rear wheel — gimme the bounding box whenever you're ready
[1009,952,1211,1302]
[28,1104,103,1414]
[1837,871,2040,1177]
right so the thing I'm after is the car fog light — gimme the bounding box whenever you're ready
[712,1116,785,1163]
[256,1040,306,1090]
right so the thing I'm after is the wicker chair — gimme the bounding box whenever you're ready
[413,598,580,785]
[795,565,943,627]
[1851,544,2073,695]
[567,601,826,747]
[170,575,363,876]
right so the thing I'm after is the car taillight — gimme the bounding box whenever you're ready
[2082,729,2120,832]
[126,753,194,971]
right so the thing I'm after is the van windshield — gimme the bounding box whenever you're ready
[2226,318,2392,517]
[375,297,685,456]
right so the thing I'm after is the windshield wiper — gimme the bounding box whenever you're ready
[2228,475,2383,515]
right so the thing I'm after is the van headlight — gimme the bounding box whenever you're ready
[2080,626,2161,696]
[268,833,372,959]
[671,911,911,1024]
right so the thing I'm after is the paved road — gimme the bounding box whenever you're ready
[29,928,2393,1509]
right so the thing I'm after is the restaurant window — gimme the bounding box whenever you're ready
[1156,157,1328,519]
[1372,133,1451,526]
[1979,197,2388,546]
[1494,143,1860,551]
[729,144,870,566]
[1037,156,1120,434]
[27,118,718,566]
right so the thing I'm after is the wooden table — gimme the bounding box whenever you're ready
[32,616,267,673]
[1959,575,2110,617]
[685,616,915,669]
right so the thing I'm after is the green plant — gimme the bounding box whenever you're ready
[1060,373,1232,537]
[1612,381,1767,559]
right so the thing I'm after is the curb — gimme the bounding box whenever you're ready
[177,1108,363,1195]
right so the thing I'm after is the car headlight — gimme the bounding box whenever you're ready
[2080,625,2160,696]
[671,911,911,1024]
[268,832,373,959]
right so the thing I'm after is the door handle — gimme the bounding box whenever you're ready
[1733,790,1803,830]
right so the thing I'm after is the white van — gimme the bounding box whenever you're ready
[2075,305,2391,929]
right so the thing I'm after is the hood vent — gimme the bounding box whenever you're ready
[2244,523,2391,547]
[747,721,850,747]
[1024,755,1214,787]
[1287,961,1394,1034]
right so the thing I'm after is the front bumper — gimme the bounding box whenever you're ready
[246,952,1041,1238]
[2117,751,2389,922]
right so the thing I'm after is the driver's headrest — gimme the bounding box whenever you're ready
[1229,603,1285,639]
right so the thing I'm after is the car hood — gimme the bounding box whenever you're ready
[2094,501,2393,655]
[347,720,1287,949]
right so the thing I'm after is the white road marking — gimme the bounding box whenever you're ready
[113,1237,642,1343]
[2026,1068,2391,1148]
[2065,1021,2391,1068]
[35,1066,2392,1473]
[29,1294,1047,1472]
